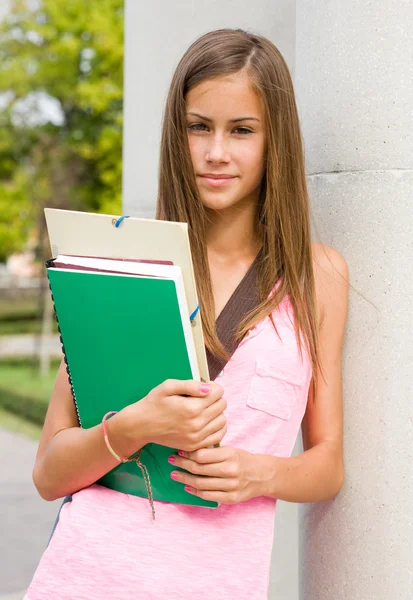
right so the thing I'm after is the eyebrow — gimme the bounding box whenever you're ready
[186,112,260,123]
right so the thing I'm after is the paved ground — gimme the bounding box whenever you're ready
[0,428,61,599]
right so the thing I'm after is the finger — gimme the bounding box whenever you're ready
[164,381,224,410]
[160,379,215,399]
[202,396,227,423]
[198,413,226,440]
[198,383,225,407]
[171,471,234,492]
[195,424,228,450]
[180,446,231,464]
[172,455,227,478]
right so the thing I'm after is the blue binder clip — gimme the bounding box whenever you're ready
[113,215,130,228]
[190,303,200,324]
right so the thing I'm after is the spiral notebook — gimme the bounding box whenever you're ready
[45,254,218,509]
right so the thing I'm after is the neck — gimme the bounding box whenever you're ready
[205,202,264,263]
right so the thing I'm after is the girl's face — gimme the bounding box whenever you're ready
[185,71,267,213]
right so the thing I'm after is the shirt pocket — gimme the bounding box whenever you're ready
[246,358,305,420]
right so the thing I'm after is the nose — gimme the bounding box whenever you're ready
[205,133,230,163]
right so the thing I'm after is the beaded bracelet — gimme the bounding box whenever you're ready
[102,411,156,520]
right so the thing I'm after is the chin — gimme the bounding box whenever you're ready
[197,189,239,211]
[200,197,237,211]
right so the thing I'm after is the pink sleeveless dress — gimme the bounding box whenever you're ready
[25,293,312,600]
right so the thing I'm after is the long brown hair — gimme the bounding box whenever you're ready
[156,28,323,396]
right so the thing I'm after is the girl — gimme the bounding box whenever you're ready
[25,28,349,600]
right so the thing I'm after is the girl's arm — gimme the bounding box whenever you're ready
[254,244,349,502]
[32,359,148,501]
[33,360,227,501]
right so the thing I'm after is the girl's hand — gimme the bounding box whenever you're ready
[122,379,227,455]
[168,445,261,504]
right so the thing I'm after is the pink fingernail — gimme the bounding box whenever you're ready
[168,456,175,464]
[178,450,185,457]
[170,472,178,480]
[184,486,193,493]
[200,383,211,394]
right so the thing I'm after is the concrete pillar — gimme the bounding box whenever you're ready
[0,1,10,20]
[122,2,301,599]
[295,2,413,599]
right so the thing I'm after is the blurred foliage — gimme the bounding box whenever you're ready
[0,0,124,262]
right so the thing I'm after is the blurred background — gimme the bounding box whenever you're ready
[0,1,124,596]
[0,0,123,441]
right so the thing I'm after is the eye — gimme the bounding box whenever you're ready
[187,123,253,135]
[188,123,208,131]
[234,127,253,135]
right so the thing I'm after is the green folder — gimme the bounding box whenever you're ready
[46,263,218,509]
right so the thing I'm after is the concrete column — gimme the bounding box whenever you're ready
[122,2,301,599]
[0,1,10,20]
[295,2,413,599]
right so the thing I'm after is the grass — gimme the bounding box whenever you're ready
[0,298,60,434]
[0,358,60,426]
[0,406,42,441]
[0,358,59,399]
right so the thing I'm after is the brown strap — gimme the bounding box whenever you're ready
[206,249,263,381]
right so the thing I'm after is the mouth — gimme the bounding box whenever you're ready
[199,175,237,187]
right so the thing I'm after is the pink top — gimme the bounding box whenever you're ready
[26,294,312,600]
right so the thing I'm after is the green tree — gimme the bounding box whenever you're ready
[0,0,124,262]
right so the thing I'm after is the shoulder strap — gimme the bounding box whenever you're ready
[206,250,262,381]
